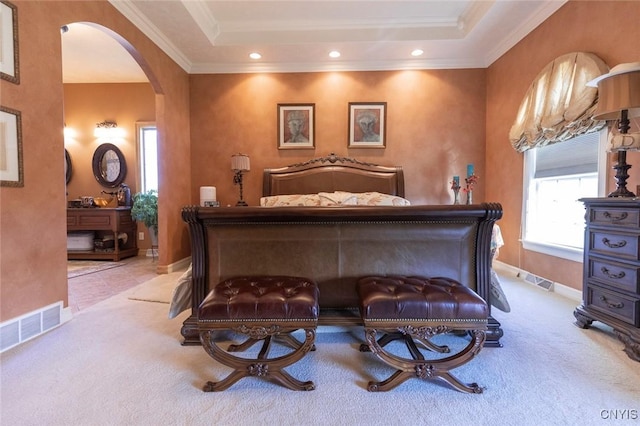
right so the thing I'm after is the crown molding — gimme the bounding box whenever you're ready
[483,0,568,67]
[180,0,221,46]
[190,57,486,75]
[108,0,192,73]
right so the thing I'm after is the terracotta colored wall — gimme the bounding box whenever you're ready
[486,0,640,290]
[189,70,487,207]
[63,83,155,250]
[6,0,636,326]
[0,1,191,322]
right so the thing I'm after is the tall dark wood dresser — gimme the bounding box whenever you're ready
[574,198,640,361]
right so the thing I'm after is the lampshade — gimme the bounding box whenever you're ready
[588,62,640,120]
[231,153,250,172]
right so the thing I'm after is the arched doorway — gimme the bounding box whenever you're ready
[61,22,164,310]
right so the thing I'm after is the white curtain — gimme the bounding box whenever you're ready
[510,52,609,152]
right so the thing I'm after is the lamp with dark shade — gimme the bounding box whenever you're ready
[588,62,640,197]
[231,153,250,206]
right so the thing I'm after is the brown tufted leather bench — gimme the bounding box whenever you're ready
[357,275,488,393]
[198,276,319,391]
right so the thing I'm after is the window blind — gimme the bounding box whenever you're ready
[534,131,599,178]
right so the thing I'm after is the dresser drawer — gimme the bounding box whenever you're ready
[589,230,640,260]
[588,206,640,228]
[586,283,640,326]
[587,258,640,293]
[67,214,78,227]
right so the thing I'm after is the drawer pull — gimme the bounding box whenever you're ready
[602,237,627,248]
[603,211,628,222]
[599,295,624,309]
[600,267,625,279]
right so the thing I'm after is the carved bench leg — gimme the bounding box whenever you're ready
[363,327,486,393]
[359,331,450,354]
[200,328,316,391]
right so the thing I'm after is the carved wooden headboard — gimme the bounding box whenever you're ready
[262,153,405,197]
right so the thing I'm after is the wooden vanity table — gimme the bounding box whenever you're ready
[67,207,138,261]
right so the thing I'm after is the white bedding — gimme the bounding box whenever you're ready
[260,191,411,207]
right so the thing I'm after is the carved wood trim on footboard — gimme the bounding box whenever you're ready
[181,203,503,347]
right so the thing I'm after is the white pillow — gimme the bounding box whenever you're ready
[260,194,322,207]
[355,192,411,206]
[318,191,358,206]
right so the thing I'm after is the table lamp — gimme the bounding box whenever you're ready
[588,62,640,197]
[231,153,250,206]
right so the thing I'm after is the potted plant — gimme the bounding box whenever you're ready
[131,189,158,245]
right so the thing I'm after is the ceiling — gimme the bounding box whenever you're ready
[61,0,567,83]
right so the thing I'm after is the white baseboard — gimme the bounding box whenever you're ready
[494,261,582,302]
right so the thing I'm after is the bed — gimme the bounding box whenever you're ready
[181,153,504,346]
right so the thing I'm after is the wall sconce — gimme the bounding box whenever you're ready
[63,124,77,144]
[94,120,119,140]
[588,62,640,197]
[231,153,250,206]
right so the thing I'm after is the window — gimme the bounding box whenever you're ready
[522,130,607,261]
[136,122,158,193]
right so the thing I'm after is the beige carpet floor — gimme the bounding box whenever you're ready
[1,265,639,425]
[127,270,184,304]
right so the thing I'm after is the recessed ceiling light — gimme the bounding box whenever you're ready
[411,49,424,57]
[249,52,262,60]
[329,51,341,58]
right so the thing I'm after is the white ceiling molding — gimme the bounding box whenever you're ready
[180,0,221,46]
[108,0,193,73]
[482,0,568,67]
[190,56,488,75]
[69,1,571,81]
[458,0,494,36]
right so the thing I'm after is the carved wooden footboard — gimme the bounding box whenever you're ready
[181,203,503,347]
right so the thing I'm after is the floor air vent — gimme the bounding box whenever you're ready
[523,272,554,291]
[0,302,63,353]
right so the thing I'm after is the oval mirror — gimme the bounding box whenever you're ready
[65,149,72,184]
[92,143,127,187]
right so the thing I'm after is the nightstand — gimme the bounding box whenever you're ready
[574,198,640,362]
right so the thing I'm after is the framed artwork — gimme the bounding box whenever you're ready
[0,1,19,84]
[0,105,23,187]
[278,103,315,149]
[348,102,386,148]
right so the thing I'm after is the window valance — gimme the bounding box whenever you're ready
[510,52,609,152]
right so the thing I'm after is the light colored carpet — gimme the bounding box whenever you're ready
[127,270,185,304]
[67,260,126,279]
[1,266,639,425]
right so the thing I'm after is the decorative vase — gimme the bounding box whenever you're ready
[148,226,158,246]
[453,188,461,205]
[466,190,473,205]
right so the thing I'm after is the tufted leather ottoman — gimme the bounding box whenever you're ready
[357,275,488,393]
[198,276,319,391]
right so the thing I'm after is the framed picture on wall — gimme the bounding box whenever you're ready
[0,1,20,84]
[278,103,315,149]
[0,106,24,187]
[348,102,386,148]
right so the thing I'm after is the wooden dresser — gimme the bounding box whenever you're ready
[67,207,138,261]
[574,198,640,361]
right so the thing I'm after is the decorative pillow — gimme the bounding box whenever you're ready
[168,264,192,319]
[318,191,358,206]
[355,192,411,206]
[260,194,322,207]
